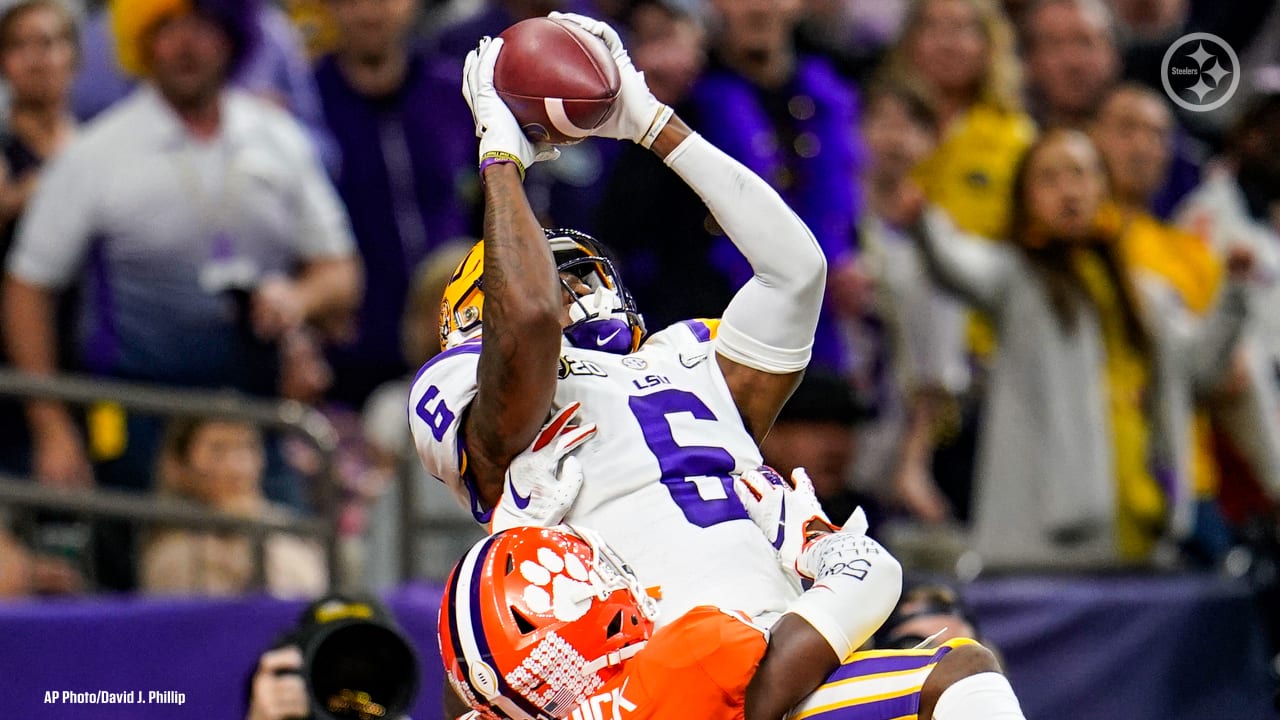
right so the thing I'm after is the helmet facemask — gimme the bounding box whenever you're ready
[550,230,645,355]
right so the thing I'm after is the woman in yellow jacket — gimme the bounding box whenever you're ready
[882,0,1036,243]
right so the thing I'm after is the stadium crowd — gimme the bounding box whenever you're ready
[0,0,1275,614]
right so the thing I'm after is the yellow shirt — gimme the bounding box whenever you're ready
[915,103,1037,241]
[285,0,342,59]
[1074,249,1162,561]
[916,104,1036,358]
[1121,207,1222,315]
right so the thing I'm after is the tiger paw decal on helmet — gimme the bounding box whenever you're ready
[440,526,657,719]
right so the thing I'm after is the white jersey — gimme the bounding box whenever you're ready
[409,319,801,625]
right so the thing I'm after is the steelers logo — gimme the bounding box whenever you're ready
[1161,33,1240,113]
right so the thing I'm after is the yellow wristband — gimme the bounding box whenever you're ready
[479,151,526,182]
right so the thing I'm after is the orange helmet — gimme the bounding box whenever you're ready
[438,526,657,719]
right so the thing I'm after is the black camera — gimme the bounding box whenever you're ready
[270,595,420,720]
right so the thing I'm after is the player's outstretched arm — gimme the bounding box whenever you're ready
[554,12,825,441]
[650,118,826,441]
[461,38,564,507]
[466,164,563,506]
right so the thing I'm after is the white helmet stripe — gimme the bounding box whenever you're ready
[452,537,541,720]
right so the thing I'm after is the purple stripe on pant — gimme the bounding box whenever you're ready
[805,644,958,720]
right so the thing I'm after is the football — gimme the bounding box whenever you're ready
[494,17,621,145]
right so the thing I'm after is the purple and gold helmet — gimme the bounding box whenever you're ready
[439,229,645,354]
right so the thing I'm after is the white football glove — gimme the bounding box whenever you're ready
[490,403,596,532]
[462,36,559,178]
[547,12,673,147]
[794,521,890,581]
[785,515,901,662]
[733,466,863,574]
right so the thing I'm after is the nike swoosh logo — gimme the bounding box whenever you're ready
[680,352,707,368]
[771,501,786,550]
[596,328,622,346]
[507,474,532,509]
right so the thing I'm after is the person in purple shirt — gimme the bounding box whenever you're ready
[315,0,473,407]
[427,0,568,67]
[684,0,865,376]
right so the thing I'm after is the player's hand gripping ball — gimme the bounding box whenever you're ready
[493,16,621,145]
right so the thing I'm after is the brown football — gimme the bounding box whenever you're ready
[494,17,620,145]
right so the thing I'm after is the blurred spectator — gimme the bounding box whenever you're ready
[1,0,360,501]
[1177,94,1280,366]
[0,0,80,477]
[141,418,326,596]
[759,372,875,534]
[914,129,1245,569]
[315,0,472,407]
[794,0,908,84]
[1112,0,1275,140]
[848,80,967,524]
[360,239,482,588]
[1176,93,1280,521]
[1091,84,1221,543]
[1022,0,1118,129]
[625,0,705,107]
[0,0,78,237]
[72,1,337,169]
[1021,0,1200,217]
[593,0,726,330]
[880,0,1032,522]
[426,0,564,63]
[684,0,864,374]
[1092,85,1182,225]
[883,0,1034,242]
[875,583,981,650]
[1091,84,1220,312]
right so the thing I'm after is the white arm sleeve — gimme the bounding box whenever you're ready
[663,133,826,374]
[785,531,902,660]
[914,207,1017,315]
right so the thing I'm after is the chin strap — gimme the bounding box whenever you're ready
[579,641,648,677]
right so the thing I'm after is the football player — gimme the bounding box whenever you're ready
[414,14,914,716]
[438,524,1025,720]
[411,9,886,648]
